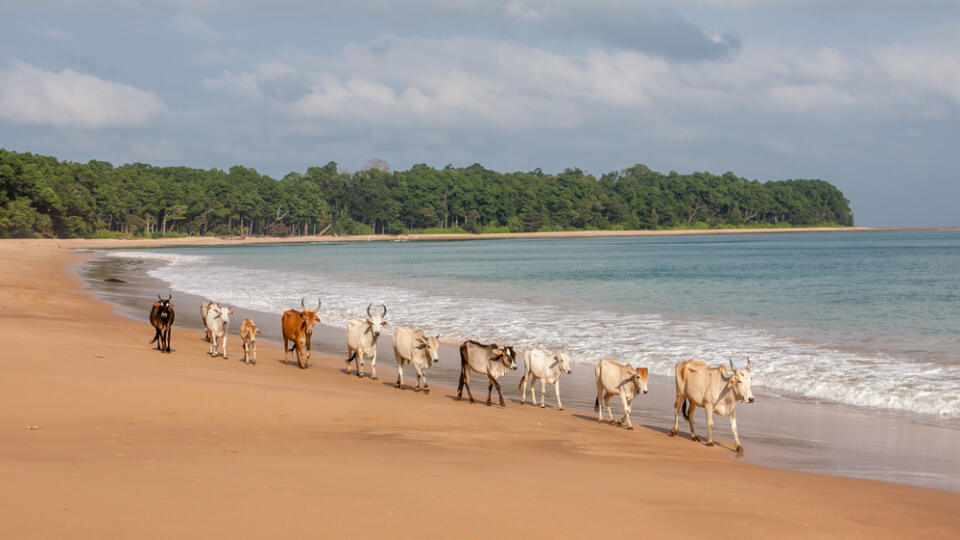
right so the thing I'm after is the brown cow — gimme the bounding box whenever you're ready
[281,298,321,369]
[149,294,174,353]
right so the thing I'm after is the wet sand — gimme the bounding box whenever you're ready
[2,239,959,539]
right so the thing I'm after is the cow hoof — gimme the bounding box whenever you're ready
[486,401,492,406]
[691,436,700,442]
[705,441,714,447]
[540,404,545,408]
[423,389,430,394]
[456,396,462,401]
[557,407,563,411]
[669,429,677,437]
[736,446,744,453]
[371,376,378,381]
[627,425,634,431]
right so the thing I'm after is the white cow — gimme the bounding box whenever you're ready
[392,326,440,392]
[670,358,755,453]
[204,303,233,358]
[345,303,387,379]
[519,350,572,409]
[594,358,649,430]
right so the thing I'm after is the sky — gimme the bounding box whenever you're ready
[1,1,958,227]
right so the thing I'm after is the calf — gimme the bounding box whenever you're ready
[457,340,518,407]
[281,298,321,369]
[670,358,755,453]
[345,304,387,379]
[204,303,234,358]
[149,294,175,352]
[392,326,440,392]
[519,350,573,409]
[240,318,261,365]
[594,358,649,430]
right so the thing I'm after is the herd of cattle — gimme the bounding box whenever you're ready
[149,294,757,452]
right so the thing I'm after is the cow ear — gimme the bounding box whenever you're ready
[229,311,235,315]
[553,356,559,362]
[366,319,373,325]
[153,302,160,307]
[381,321,388,326]
[492,349,503,356]
[169,304,174,309]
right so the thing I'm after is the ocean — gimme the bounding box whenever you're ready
[104,230,960,421]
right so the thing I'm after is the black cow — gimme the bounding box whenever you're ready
[149,294,175,352]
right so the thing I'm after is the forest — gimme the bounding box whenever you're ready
[0,149,853,238]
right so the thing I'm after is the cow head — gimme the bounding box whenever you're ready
[154,294,173,319]
[219,306,234,327]
[634,367,649,394]
[492,346,518,370]
[555,353,573,374]
[418,335,441,364]
[728,359,755,403]
[300,297,322,335]
[365,303,388,338]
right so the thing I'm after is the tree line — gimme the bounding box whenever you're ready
[0,149,853,238]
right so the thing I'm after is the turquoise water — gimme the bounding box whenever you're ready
[108,230,960,418]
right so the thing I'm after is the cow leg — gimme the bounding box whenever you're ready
[670,395,685,436]
[519,373,528,405]
[458,367,474,403]
[419,369,429,393]
[396,360,405,389]
[617,391,634,429]
[730,409,743,453]
[370,349,378,380]
[687,403,699,442]
[486,379,493,406]
[282,338,288,363]
[704,405,715,446]
[251,341,256,365]
[165,327,172,352]
[493,377,505,407]
[554,380,563,410]
[296,344,307,369]
[604,394,615,423]
[539,378,547,408]
[222,333,228,359]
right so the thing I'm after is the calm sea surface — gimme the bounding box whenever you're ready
[107,231,960,420]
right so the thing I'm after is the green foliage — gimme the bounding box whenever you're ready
[0,148,854,238]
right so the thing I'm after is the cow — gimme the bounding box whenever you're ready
[457,340,518,407]
[519,350,573,409]
[281,298,322,369]
[149,294,175,352]
[594,358,649,430]
[392,326,440,392]
[670,358,755,453]
[239,318,261,365]
[204,303,234,358]
[345,303,387,379]
[200,300,214,341]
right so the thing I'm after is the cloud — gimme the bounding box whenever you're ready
[173,11,217,38]
[18,22,76,43]
[876,44,960,106]
[0,60,165,129]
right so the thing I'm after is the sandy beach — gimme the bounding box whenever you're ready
[2,238,959,538]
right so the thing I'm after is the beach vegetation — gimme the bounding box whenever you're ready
[0,149,854,239]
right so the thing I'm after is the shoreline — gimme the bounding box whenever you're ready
[9,225,960,250]
[3,240,959,538]
[80,250,960,492]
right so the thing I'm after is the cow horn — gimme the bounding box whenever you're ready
[157,293,162,300]
[167,294,172,301]
[366,303,373,317]
[315,298,322,311]
[746,357,752,372]
[301,297,306,310]
[729,359,735,371]
[380,303,387,317]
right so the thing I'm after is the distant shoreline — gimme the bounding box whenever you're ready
[9,225,959,250]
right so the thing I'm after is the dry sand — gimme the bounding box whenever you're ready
[2,239,959,539]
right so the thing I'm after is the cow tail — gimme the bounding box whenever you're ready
[681,399,689,420]
[345,351,356,364]
[149,327,160,344]
[517,372,527,392]
[594,361,602,412]
[594,396,599,412]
